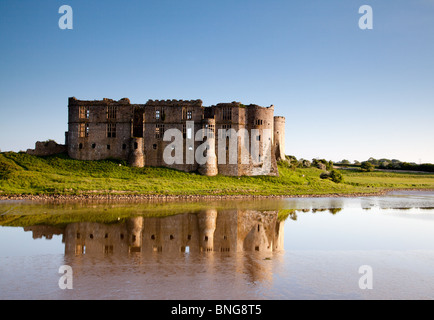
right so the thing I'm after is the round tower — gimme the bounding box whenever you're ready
[198,118,218,176]
[128,137,145,167]
[274,116,285,161]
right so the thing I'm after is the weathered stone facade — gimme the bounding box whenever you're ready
[26,140,67,156]
[66,97,286,176]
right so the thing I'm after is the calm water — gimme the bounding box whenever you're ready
[1,191,434,300]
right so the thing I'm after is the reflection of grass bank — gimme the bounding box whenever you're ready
[1,152,434,198]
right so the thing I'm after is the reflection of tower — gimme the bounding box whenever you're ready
[198,209,217,252]
[273,220,285,251]
[198,118,218,176]
[126,217,143,253]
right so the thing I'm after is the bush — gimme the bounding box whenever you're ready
[320,170,343,183]
[312,159,333,171]
[361,161,375,172]
[330,170,343,183]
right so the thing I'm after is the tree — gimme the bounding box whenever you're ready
[361,161,375,172]
[340,159,351,165]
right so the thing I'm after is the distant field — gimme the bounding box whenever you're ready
[1,152,433,197]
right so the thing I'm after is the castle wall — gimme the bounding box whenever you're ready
[67,98,134,162]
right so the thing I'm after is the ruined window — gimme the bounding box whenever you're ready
[203,123,214,138]
[155,124,164,139]
[91,143,96,149]
[182,108,186,120]
[255,119,263,126]
[122,143,127,150]
[132,235,136,243]
[134,142,138,150]
[183,124,186,139]
[79,143,83,150]
[187,111,192,120]
[107,106,117,119]
[79,106,90,119]
[107,123,116,138]
[79,123,88,138]
[155,110,160,120]
[107,144,110,150]
[170,235,174,240]
[222,108,232,121]
[153,144,157,150]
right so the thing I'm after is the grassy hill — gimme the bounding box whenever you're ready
[1,152,434,197]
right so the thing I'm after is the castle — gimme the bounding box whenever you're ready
[64,97,285,176]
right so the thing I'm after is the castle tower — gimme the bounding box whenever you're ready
[128,137,145,167]
[274,116,285,161]
[198,118,218,176]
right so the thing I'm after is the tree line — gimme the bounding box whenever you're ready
[337,158,434,173]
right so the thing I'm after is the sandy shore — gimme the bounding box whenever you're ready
[1,189,433,203]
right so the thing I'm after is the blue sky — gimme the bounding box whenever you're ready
[1,0,433,163]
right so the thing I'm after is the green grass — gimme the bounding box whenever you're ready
[1,152,434,197]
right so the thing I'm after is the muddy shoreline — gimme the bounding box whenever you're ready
[1,188,433,203]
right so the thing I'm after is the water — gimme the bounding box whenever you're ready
[0,191,434,300]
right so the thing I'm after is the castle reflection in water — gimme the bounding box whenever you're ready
[24,209,285,256]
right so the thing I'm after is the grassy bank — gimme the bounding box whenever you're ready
[1,152,434,198]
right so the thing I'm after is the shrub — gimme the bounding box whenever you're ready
[320,170,343,183]
[361,161,375,172]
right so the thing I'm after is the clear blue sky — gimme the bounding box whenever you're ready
[1,0,433,163]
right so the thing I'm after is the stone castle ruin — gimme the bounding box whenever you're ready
[30,97,286,176]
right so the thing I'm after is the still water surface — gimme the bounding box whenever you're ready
[0,191,433,300]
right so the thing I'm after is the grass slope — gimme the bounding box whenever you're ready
[1,152,434,197]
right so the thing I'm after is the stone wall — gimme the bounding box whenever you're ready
[26,140,67,156]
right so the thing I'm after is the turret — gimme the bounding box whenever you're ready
[274,116,285,161]
[198,118,218,176]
